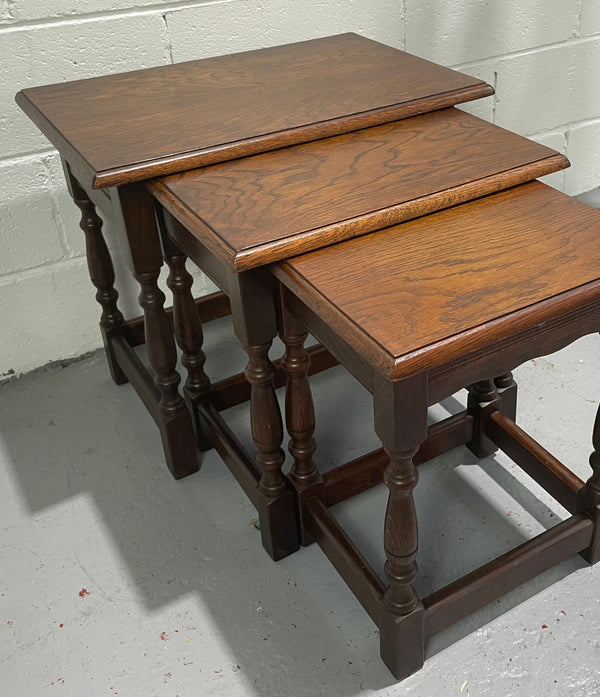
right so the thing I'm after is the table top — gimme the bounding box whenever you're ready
[151,108,568,271]
[274,182,600,379]
[16,33,493,189]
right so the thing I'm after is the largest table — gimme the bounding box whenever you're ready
[16,33,495,480]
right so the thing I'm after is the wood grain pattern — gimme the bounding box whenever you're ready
[15,33,493,189]
[275,182,600,379]
[151,109,568,270]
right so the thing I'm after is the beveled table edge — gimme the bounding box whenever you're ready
[16,82,494,190]
[149,152,569,272]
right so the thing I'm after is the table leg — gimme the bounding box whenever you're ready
[578,405,600,563]
[229,271,299,560]
[466,379,502,458]
[374,372,427,680]
[467,373,519,457]
[66,173,126,385]
[494,372,518,421]
[112,184,199,479]
[160,219,213,452]
[279,300,322,546]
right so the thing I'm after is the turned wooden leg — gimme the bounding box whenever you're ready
[229,271,299,560]
[494,372,518,422]
[68,176,126,385]
[578,406,600,563]
[374,373,427,680]
[280,302,322,546]
[113,184,198,480]
[161,225,213,451]
[382,444,420,615]
[466,379,501,458]
[245,341,287,496]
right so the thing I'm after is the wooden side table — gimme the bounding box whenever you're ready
[151,110,567,559]
[15,33,494,480]
[272,180,600,679]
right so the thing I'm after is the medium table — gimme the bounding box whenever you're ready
[150,108,567,559]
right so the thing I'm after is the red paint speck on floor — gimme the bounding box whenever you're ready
[59,623,64,628]
[160,632,168,641]
[6,620,13,626]
[542,624,548,629]
[78,588,89,597]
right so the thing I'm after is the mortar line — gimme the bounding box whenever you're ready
[452,33,600,71]
[0,0,238,33]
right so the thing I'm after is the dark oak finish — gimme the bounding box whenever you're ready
[14,35,557,486]
[160,225,213,451]
[274,180,600,679]
[466,379,501,458]
[279,296,322,545]
[150,109,568,270]
[16,34,493,189]
[21,33,596,680]
[275,182,600,380]
[227,270,299,561]
[15,34,496,483]
[161,233,211,404]
[494,372,518,422]
[373,372,427,679]
[111,183,199,480]
[65,169,126,385]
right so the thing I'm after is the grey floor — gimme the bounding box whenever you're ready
[2,314,600,696]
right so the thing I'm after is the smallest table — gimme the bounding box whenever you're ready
[272,180,600,679]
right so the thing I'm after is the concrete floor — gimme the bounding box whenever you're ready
[2,314,600,696]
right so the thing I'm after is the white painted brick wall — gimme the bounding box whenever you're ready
[1,0,600,377]
[405,1,581,66]
[167,0,404,62]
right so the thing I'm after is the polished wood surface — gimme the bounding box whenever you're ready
[16,33,493,189]
[275,182,600,378]
[275,181,600,677]
[151,108,567,270]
